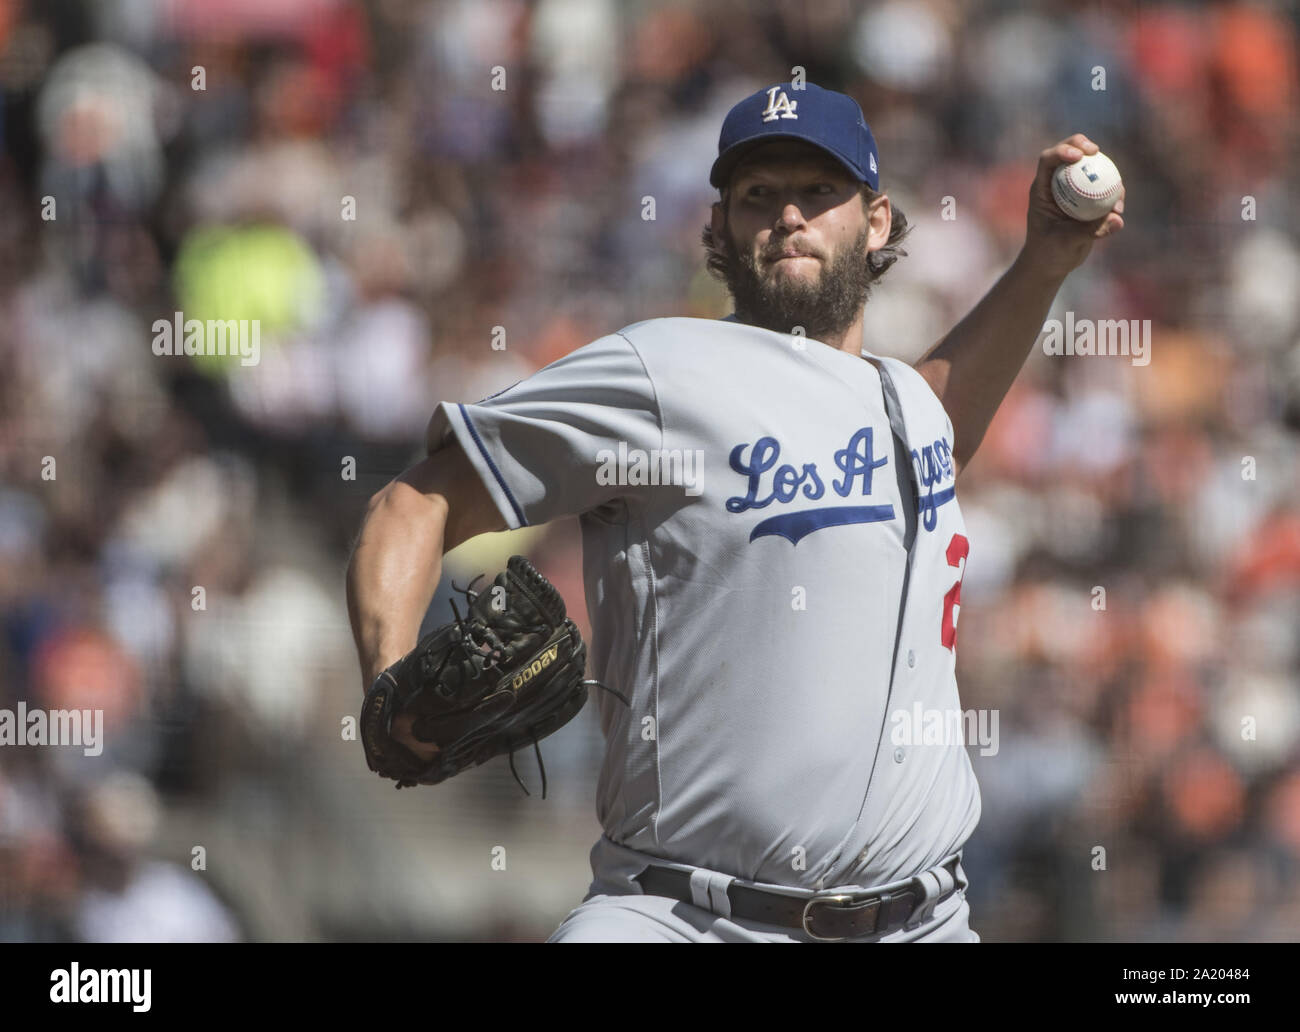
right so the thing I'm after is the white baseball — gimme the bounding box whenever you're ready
[1051,150,1123,221]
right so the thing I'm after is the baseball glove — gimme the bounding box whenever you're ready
[359,555,624,796]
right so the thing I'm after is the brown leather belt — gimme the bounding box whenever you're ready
[633,856,962,941]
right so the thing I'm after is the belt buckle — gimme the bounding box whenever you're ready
[801,891,888,942]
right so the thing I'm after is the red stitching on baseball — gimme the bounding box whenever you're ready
[1064,169,1118,199]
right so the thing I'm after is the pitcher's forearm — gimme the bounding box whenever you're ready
[916,135,1125,474]
[914,250,1065,470]
[347,482,449,690]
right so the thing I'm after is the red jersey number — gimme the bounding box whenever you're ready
[941,533,969,650]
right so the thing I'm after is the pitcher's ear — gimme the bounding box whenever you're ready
[865,191,892,250]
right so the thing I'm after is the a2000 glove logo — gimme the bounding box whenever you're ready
[512,644,560,692]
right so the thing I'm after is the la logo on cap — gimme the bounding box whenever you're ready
[760,86,798,123]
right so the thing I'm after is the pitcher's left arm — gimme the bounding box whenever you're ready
[914,134,1125,478]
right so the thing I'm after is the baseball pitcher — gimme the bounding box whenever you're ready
[346,82,1124,942]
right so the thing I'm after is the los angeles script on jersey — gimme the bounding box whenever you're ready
[725,426,955,543]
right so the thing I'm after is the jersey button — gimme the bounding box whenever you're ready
[906,650,916,669]
[894,747,905,763]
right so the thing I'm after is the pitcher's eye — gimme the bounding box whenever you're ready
[742,183,835,203]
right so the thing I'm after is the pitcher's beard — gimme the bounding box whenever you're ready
[722,225,874,343]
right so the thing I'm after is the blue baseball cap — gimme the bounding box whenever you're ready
[709,82,880,192]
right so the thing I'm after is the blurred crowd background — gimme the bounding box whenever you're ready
[1,0,1298,942]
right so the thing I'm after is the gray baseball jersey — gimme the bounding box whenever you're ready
[427,314,980,890]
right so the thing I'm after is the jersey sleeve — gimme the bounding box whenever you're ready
[426,332,662,529]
